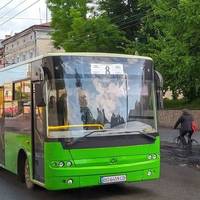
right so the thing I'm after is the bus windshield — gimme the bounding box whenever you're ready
[46,56,156,138]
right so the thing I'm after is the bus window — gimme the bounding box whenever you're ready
[0,88,3,118]
[4,81,31,134]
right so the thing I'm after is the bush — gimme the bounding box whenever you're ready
[164,98,200,110]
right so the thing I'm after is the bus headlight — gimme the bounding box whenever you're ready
[147,170,152,176]
[66,161,73,167]
[152,154,157,160]
[51,161,72,168]
[147,154,152,160]
[66,179,73,184]
[147,154,157,160]
[58,161,65,167]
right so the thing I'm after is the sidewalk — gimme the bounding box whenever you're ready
[158,127,200,143]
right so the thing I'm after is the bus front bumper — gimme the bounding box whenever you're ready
[44,160,160,190]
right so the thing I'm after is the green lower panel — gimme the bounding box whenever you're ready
[44,138,160,190]
[45,167,159,190]
[4,132,31,174]
[80,167,159,187]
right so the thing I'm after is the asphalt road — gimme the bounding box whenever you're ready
[0,155,200,200]
[0,128,200,200]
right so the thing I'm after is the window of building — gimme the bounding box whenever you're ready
[29,51,33,58]
[22,54,26,61]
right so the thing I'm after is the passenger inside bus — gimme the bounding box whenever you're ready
[57,93,68,125]
[78,89,95,128]
[48,96,58,126]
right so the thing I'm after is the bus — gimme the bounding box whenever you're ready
[0,53,160,190]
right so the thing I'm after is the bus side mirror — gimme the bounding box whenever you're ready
[35,83,46,107]
[31,62,44,81]
[154,71,164,110]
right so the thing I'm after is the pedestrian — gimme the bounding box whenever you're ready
[174,109,194,145]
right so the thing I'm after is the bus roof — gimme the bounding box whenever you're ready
[46,52,153,61]
[0,53,152,72]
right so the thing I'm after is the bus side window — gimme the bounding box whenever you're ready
[4,81,31,134]
[0,88,3,118]
[0,87,4,132]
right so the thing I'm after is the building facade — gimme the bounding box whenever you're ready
[0,40,4,68]
[1,23,63,67]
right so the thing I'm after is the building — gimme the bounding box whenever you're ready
[1,23,64,67]
[0,39,4,68]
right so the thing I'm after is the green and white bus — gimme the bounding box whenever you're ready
[0,53,160,190]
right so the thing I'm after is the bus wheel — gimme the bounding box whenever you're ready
[24,158,34,189]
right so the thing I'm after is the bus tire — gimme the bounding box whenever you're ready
[24,158,34,189]
[18,151,34,189]
[18,151,26,183]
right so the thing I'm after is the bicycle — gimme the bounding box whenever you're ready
[173,133,198,148]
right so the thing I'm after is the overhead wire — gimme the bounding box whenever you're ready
[0,0,41,26]
[0,0,150,29]
[54,10,155,45]
[0,2,156,47]
[3,5,142,27]
[14,17,46,21]
[0,0,15,12]
[0,0,29,19]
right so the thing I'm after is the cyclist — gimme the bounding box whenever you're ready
[174,109,194,146]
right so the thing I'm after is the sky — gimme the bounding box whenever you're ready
[0,0,51,39]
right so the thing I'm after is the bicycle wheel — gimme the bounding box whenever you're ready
[173,136,181,146]
[191,139,199,145]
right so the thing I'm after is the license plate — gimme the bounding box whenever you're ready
[101,175,126,184]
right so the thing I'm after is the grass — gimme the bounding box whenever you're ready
[164,98,200,110]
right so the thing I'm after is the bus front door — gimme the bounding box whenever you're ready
[32,83,45,183]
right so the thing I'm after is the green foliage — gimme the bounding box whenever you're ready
[164,98,200,110]
[47,0,87,48]
[48,0,200,102]
[48,0,126,52]
[98,0,142,41]
[63,10,125,52]
[126,0,200,101]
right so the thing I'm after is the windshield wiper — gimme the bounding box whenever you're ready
[68,129,109,145]
[123,130,157,140]
[68,129,156,145]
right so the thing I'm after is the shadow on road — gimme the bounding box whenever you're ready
[0,167,156,200]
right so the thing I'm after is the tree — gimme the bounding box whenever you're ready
[98,0,143,41]
[48,0,126,52]
[47,0,87,47]
[126,0,200,101]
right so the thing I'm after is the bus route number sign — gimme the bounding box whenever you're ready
[91,64,124,75]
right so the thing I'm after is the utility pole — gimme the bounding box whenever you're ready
[46,0,48,23]
[39,8,42,23]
